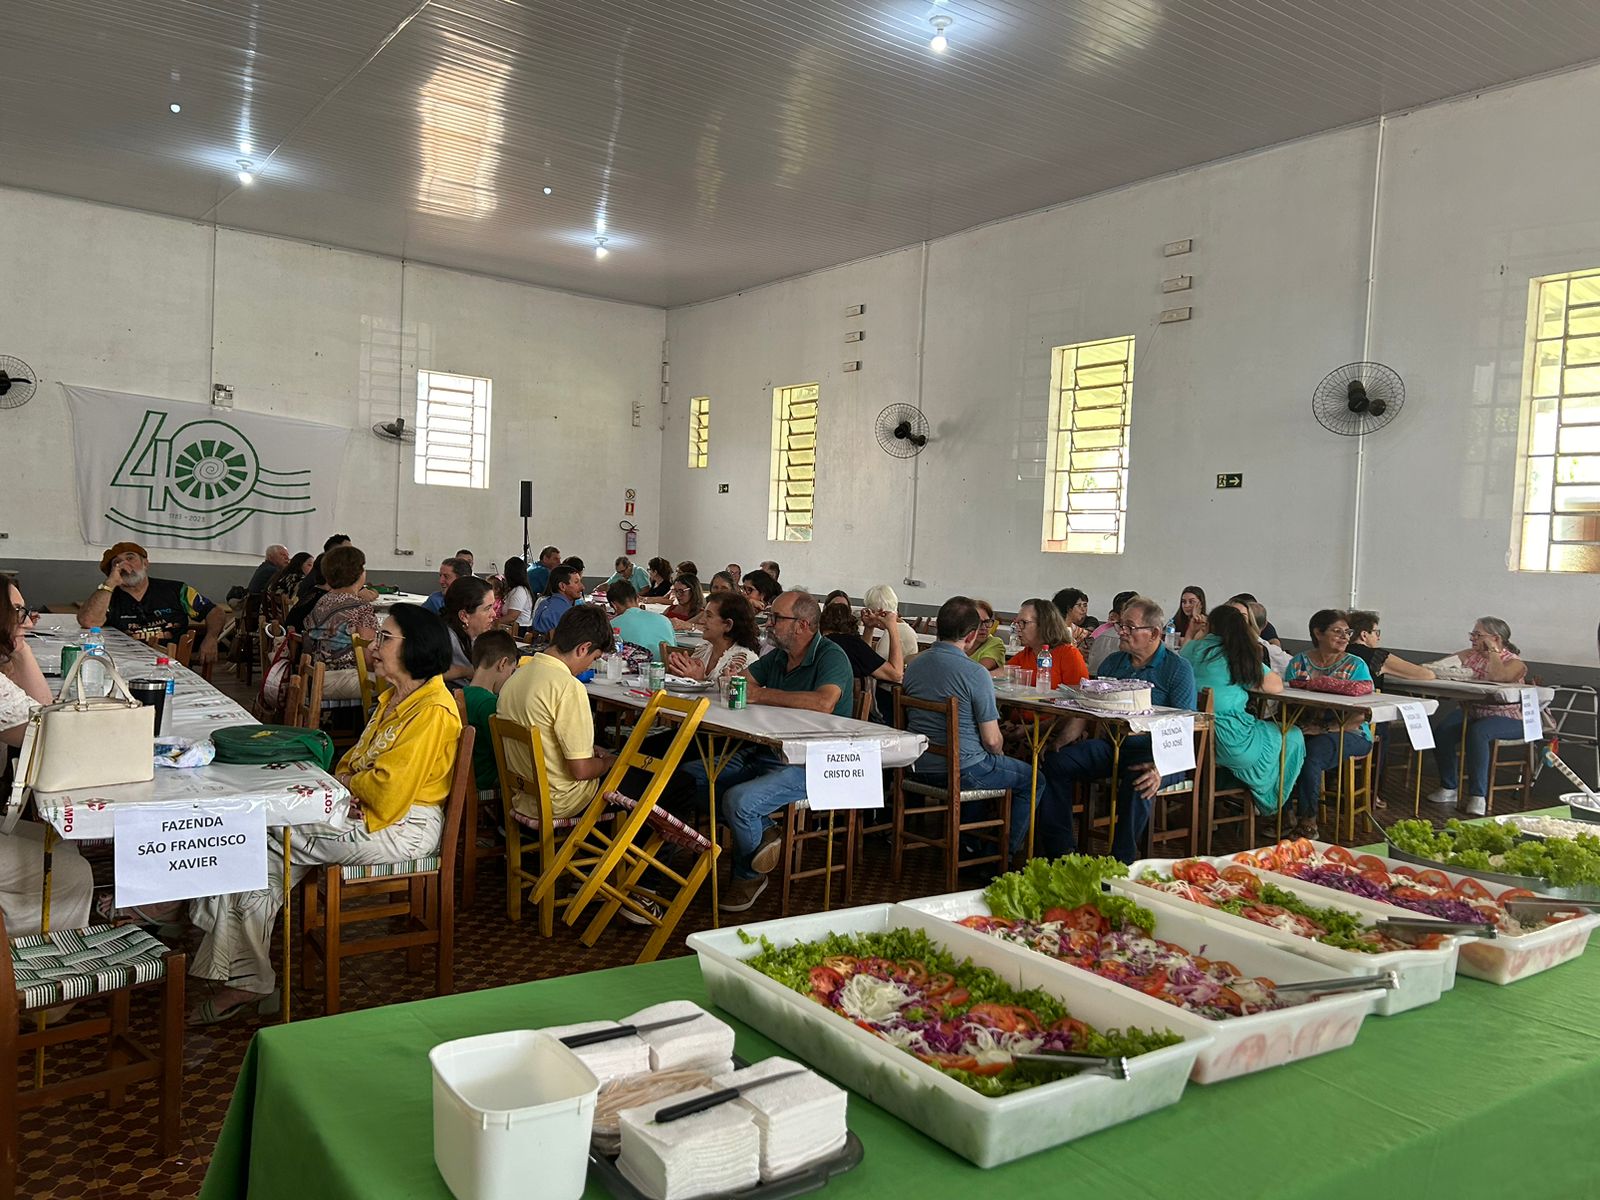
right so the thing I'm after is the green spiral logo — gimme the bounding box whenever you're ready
[166,421,260,512]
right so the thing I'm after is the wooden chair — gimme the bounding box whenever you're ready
[1196,694,1264,854]
[230,593,263,685]
[891,693,1011,891]
[298,725,475,1016]
[528,693,715,964]
[779,804,858,916]
[1487,737,1537,815]
[159,630,196,669]
[1321,746,1378,842]
[352,633,377,718]
[1,914,185,1196]
[490,716,583,933]
[286,656,325,729]
[1139,710,1210,860]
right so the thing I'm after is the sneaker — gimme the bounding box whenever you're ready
[719,875,769,912]
[1427,787,1458,807]
[1462,795,1487,817]
[621,897,665,926]
[749,825,784,875]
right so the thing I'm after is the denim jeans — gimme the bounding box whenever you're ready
[679,747,807,879]
[910,751,1044,858]
[1040,736,1182,863]
[1432,710,1525,797]
[1295,731,1373,818]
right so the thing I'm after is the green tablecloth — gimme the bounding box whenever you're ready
[203,839,1600,1198]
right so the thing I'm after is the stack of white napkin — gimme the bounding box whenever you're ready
[712,1058,848,1181]
[616,1088,760,1200]
[539,1019,651,1085]
[624,1001,736,1075]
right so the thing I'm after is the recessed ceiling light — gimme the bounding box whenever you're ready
[543,186,553,195]
[594,236,609,260]
[236,159,255,185]
[240,140,253,155]
[169,103,182,113]
[929,15,952,53]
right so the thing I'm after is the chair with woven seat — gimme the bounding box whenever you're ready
[528,692,714,964]
[1,916,185,1196]
[778,802,858,916]
[297,725,475,1015]
[1486,737,1537,815]
[489,715,588,932]
[891,693,1011,891]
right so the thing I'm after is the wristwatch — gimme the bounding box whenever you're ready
[97,582,115,594]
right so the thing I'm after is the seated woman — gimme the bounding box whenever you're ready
[442,576,496,688]
[1052,588,1094,647]
[0,592,94,937]
[1173,586,1206,645]
[666,591,763,686]
[1282,609,1372,839]
[820,603,904,686]
[1185,605,1305,818]
[863,583,919,665]
[708,571,736,595]
[604,555,650,593]
[739,569,781,614]
[1007,598,1088,689]
[1346,610,1435,684]
[676,560,699,578]
[642,557,674,598]
[968,598,1007,674]
[822,589,851,611]
[1427,617,1528,816]
[497,556,535,633]
[664,573,705,627]
[303,543,377,699]
[268,551,313,603]
[189,603,461,1022]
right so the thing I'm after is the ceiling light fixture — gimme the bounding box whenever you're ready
[236,159,255,186]
[543,186,553,195]
[169,102,182,113]
[928,14,952,53]
[240,139,253,155]
[594,235,610,260]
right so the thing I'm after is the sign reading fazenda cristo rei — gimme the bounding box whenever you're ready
[64,385,349,555]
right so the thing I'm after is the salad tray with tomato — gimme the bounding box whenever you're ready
[687,905,1213,1168]
[1234,839,1600,986]
[901,856,1385,1084]
[1118,856,1461,1015]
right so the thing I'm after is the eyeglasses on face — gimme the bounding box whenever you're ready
[1116,623,1159,635]
[768,612,802,625]
[373,629,404,646]
[1325,627,1353,640]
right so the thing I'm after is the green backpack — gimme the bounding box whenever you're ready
[212,724,337,772]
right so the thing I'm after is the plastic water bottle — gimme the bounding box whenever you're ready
[1164,618,1179,651]
[1036,643,1053,690]
[79,627,109,696]
[155,656,177,701]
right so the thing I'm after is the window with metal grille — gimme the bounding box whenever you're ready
[689,395,710,469]
[1514,268,1600,573]
[414,369,492,489]
[1042,335,1134,554]
[769,383,818,542]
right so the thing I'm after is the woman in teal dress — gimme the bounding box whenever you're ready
[1182,604,1304,816]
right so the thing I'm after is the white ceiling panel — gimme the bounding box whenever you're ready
[4,0,1599,306]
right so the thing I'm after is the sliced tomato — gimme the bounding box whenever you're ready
[1497,888,1537,901]
[1390,886,1430,901]
[821,955,859,977]
[937,987,970,1009]
[1359,867,1393,887]
[1173,860,1221,886]
[921,1053,1007,1076]
[1049,1016,1091,1043]
[1290,837,1317,859]
[1212,984,1244,1010]
[1054,903,1111,934]
[1041,906,1075,924]
[1415,869,1453,889]
[856,957,896,977]
[1210,959,1241,977]
[925,972,956,998]
[1454,878,1493,901]
[966,1003,1041,1032]
[957,915,1007,932]
[1325,845,1357,865]
[809,966,844,996]
[1354,854,1389,872]
[896,958,930,983]
[1131,967,1170,998]
[1219,865,1261,897]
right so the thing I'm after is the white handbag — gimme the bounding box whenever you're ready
[19,651,156,793]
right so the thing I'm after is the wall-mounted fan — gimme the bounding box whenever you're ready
[875,403,930,458]
[372,416,416,443]
[0,355,36,410]
[1313,362,1405,436]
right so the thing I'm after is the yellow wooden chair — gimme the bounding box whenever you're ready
[528,693,713,963]
[352,633,377,719]
[490,716,583,934]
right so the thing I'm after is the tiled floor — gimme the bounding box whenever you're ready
[10,669,1551,1199]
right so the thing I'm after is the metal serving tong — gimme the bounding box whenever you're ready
[1270,971,1398,996]
[559,1013,699,1048]
[1010,1051,1131,1080]
[1500,896,1600,920]
[1372,917,1497,939]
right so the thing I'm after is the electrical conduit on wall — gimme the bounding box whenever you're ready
[903,240,930,588]
[1349,114,1387,610]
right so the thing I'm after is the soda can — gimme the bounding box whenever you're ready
[60,644,82,677]
[647,662,666,692]
[728,675,747,710]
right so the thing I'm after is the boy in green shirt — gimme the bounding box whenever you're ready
[462,629,521,793]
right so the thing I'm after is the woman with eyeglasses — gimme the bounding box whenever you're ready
[664,574,705,627]
[863,583,920,666]
[1282,608,1373,838]
[1007,598,1088,689]
[1426,617,1529,816]
[968,598,1007,674]
[442,575,497,688]
[1,575,48,707]
[739,569,781,613]
[190,603,461,1023]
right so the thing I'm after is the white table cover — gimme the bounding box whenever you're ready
[371,591,433,609]
[1382,677,1555,706]
[1260,687,1440,725]
[994,686,1203,734]
[27,618,351,840]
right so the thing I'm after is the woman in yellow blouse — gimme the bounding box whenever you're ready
[189,603,461,1023]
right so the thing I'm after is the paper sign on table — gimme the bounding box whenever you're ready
[1397,702,1435,750]
[1521,689,1543,743]
[804,740,884,810]
[113,805,268,907]
[1149,715,1196,777]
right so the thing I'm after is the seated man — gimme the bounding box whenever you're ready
[78,541,226,666]
[527,545,561,597]
[674,591,852,913]
[461,630,521,795]
[1087,590,1138,673]
[423,557,469,614]
[531,565,587,636]
[606,580,677,661]
[902,596,1053,858]
[455,549,476,576]
[247,545,289,596]
[1040,596,1197,863]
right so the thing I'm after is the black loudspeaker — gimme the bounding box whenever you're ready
[519,480,532,518]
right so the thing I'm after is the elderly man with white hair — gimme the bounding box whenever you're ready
[247,544,291,596]
[863,582,919,665]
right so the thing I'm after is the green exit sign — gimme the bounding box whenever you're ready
[1216,473,1243,489]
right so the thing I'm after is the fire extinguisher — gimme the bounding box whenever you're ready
[620,520,638,556]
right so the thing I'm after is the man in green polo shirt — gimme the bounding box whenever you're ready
[675,590,853,912]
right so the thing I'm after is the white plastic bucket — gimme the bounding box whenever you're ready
[431,1030,599,1200]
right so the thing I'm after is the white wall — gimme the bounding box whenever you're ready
[0,188,665,579]
[661,64,1600,666]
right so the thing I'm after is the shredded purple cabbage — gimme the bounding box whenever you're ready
[1288,864,1492,925]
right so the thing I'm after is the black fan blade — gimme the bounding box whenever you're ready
[1346,380,1369,413]
[1368,398,1387,417]
[893,421,913,440]
[910,433,928,448]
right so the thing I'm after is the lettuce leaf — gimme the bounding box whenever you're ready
[983,854,1155,931]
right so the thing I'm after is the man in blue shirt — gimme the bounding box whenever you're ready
[903,596,1056,859]
[423,557,468,614]
[673,590,853,913]
[531,565,586,635]
[606,580,677,660]
[526,545,561,598]
[1040,596,1197,863]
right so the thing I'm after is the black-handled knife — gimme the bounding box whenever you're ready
[559,1013,699,1048]
[653,1071,809,1123]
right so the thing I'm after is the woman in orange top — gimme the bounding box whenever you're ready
[1008,598,1088,689]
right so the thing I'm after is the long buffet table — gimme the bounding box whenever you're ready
[202,809,1600,1200]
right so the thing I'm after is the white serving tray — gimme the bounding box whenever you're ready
[900,888,1382,1085]
[1233,841,1600,986]
[687,904,1214,1168]
[1120,856,1460,1016]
